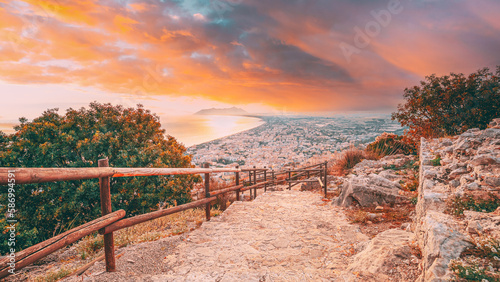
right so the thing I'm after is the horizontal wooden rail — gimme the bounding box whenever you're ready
[289,169,321,180]
[240,179,274,192]
[103,197,215,234]
[111,167,240,177]
[0,210,125,278]
[288,168,323,173]
[209,184,244,197]
[0,167,241,185]
[287,179,320,183]
[0,161,328,278]
[299,163,324,170]
[240,168,268,172]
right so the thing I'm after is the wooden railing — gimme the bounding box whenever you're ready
[0,160,327,278]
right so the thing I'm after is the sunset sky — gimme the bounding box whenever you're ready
[0,0,499,131]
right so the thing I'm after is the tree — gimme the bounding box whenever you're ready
[0,102,199,253]
[392,66,500,139]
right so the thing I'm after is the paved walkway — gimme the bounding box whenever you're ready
[74,190,368,281]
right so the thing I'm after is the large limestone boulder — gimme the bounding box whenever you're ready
[334,174,406,207]
[347,229,417,280]
[416,211,471,282]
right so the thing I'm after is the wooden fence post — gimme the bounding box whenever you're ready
[253,166,257,198]
[264,167,267,192]
[272,170,275,187]
[288,169,291,190]
[98,158,116,272]
[203,163,211,221]
[248,170,252,199]
[235,165,240,201]
[324,161,328,198]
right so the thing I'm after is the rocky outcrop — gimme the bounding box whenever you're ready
[415,119,500,281]
[346,229,419,280]
[335,173,406,207]
[463,209,500,238]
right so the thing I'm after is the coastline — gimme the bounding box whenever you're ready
[187,115,268,149]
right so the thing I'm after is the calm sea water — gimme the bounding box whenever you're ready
[162,115,265,147]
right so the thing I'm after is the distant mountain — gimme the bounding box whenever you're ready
[194,107,249,116]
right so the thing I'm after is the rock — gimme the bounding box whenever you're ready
[347,229,413,278]
[466,221,482,235]
[375,206,384,211]
[470,155,499,166]
[334,174,406,207]
[489,118,500,128]
[464,210,500,238]
[492,207,500,215]
[484,176,500,187]
[440,140,453,147]
[416,124,499,282]
[448,167,467,180]
[415,211,471,282]
[378,170,402,181]
[466,182,480,190]
[449,179,460,188]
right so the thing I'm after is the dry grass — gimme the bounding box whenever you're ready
[75,207,220,258]
[401,173,419,192]
[208,178,234,211]
[33,267,74,282]
[346,203,415,237]
[27,206,222,281]
[331,147,366,176]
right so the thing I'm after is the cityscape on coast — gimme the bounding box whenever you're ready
[187,114,404,180]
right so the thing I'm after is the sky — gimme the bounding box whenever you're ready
[0,0,499,132]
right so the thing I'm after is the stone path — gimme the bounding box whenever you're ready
[72,189,369,281]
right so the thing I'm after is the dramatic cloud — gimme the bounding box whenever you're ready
[0,0,499,111]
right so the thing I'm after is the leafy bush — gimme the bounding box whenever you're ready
[366,133,417,157]
[450,236,500,281]
[0,103,200,253]
[392,66,500,140]
[446,194,500,217]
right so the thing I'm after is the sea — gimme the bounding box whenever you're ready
[161,115,265,148]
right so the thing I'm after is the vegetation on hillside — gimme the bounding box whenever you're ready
[365,133,417,157]
[0,102,199,253]
[392,66,500,140]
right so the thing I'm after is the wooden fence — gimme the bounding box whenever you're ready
[0,160,327,278]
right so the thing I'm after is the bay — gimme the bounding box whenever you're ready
[162,115,265,147]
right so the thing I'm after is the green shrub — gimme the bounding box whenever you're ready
[0,103,200,254]
[446,194,500,217]
[392,66,500,140]
[450,236,500,281]
[366,133,417,157]
[430,156,441,166]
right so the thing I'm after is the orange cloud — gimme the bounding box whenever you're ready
[114,15,138,33]
[22,0,100,26]
[0,0,498,112]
